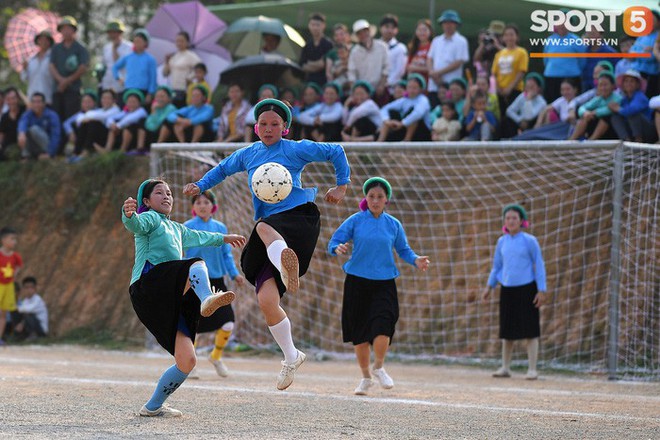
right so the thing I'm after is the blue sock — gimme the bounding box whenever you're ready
[145,364,189,411]
[189,262,213,302]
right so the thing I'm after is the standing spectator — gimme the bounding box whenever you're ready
[17,93,61,159]
[325,23,352,85]
[427,10,469,109]
[473,20,505,79]
[614,36,635,80]
[49,16,89,122]
[348,19,389,106]
[379,14,407,97]
[261,33,282,55]
[580,29,618,93]
[492,24,528,118]
[216,83,251,142]
[0,227,22,345]
[610,70,656,143]
[186,63,210,106]
[638,10,660,98]
[341,81,382,142]
[405,19,434,84]
[377,73,431,141]
[483,204,547,380]
[542,16,586,103]
[112,29,157,105]
[11,277,48,341]
[162,85,215,143]
[100,20,132,96]
[21,30,55,105]
[163,32,202,108]
[326,43,350,92]
[0,88,26,160]
[502,73,547,138]
[300,13,333,86]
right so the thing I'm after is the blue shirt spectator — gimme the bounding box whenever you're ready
[543,32,586,77]
[166,103,214,126]
[631,31,660,75]
[113,52,158,95]
[18,94,61,157]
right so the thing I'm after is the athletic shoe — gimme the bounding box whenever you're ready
[200,288,235,317]
[187,366,199,380]
[525,370,538,380]
[209,357,229,377]
[139,404,182,417]
[280,248,299,293]
[276,350,306,390]
[372,367,394,389]
[492,367,511,378]
[354,378,374,395]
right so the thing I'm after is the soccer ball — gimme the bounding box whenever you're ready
[251,162,293,204]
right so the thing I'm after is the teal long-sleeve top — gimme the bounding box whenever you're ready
[145,103,177,132]
[487,232,547,291]
[122,209,226,285]
[328,210,418,280]
[183,216,239,280]
[577,92,622,118]
[166,104,214,126]
[195,138,350,221]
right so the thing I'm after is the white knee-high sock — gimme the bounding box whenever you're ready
[527,338,539,373]
[502,339,514,371]
[266,240,287,272]
[268,317,298,364]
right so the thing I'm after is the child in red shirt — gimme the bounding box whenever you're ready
[0,227,23,345]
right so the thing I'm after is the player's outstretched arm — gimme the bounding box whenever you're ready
[415,256,430,271]
[324,184,347,204]
[223,234,247,248]
[183,183,200,196]
[123,197,137,218]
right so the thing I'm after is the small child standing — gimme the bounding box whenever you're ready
[483,204,548,380]
[186,63,210,106]
[0,227,23,345]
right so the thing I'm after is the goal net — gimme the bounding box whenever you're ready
[151,141,659,381]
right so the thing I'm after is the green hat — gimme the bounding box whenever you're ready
[598,70,616,84]
[192,83,209,98]
[33,30,54,46]
[82,89,98,103]
[352,80,374,96]
[122,88,145,104]
[363,177,392,199]
[136,179,151,209]
[395,79,408,88]
[525,72,545,90]
[437,9,461,25]
[449,77,467,90]
[106,20,126,33]
[407,73,427,90]
[502,204,527,221]
[192,189,217,206]
[596,60,614,72]
[156,85,175,98]
[257,83,279,99]
[57,16,78,32]
[324,81,342,98]
[305,82,323,96]
[254,98,292,129]
[133,28,150,44]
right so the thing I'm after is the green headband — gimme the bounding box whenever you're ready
[363,177,392,199]
[525,72,545,91]
[157,85,175,98]
[257,84,279,99]
[305,82,323,96]
[193,84,209,98]
[352,80,374,96]
[254,98,292,129]
[502,204,527,221]
[123,88,145,104]
[598,70,616,83]
[324,81,342,98]
[596,60,614,72]
[82,89,98,103]
[136,179,152,208]
[450,77,467,90]
[407,73,427,90]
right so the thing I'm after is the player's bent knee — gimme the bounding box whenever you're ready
[176,353,197,373]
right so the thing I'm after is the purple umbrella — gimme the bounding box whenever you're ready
[146,0,232,90]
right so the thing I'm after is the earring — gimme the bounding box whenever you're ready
[282,128,290,136]
[254,124,259,136]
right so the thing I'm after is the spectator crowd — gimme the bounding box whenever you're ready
[1,8,659,162]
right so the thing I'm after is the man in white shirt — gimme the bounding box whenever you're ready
[348,19,389,105]
[427,9,469,107]
[378,14,407,97]
[12,277,48,340]
[101,21,132,94]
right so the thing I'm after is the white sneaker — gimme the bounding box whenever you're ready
[372,367,394,389]
[200,288,235,317]
[280,248,299,293]
[187,366,199,380]
[139,404,182,417]
[354,378,374,395]
[525,370,538,380]
[276,350,306,390]
[209,357,229,377]
[492,367,511,378]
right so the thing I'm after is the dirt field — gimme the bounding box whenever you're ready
[1,345,658,439]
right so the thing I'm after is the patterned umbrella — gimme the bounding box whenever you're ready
[219,15,305,61]
[4,8,62,73]
[146,0,232,91]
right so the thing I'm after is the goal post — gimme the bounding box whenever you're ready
[150,140,659,381]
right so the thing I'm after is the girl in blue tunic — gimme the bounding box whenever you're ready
[482,204,548,380]
[183,98,350,391]
[328,177,429,395]
[122,178,246,417]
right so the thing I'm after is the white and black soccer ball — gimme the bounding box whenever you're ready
[251,162,293,204]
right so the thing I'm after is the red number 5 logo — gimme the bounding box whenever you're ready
[624,7,653,37]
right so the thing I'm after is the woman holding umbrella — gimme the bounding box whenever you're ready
[163,31,202,108]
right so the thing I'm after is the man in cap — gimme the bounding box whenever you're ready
[426,9,469,108]
[347,19,389,105]
[21,30,55,105]
[101,20,132,95]
[49,16,90,131]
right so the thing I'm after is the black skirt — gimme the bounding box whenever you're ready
[129,258,202,355]
[197,278,235,333]
[241,202,321,296]
[342,274,399,345]
[499,281,540,340]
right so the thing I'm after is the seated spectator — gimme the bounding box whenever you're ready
[580,29,618,93]
[298,82,343,141]
[326,43,350,90]
[391,79,407,101]
[0,88,27,160]
[341,80,382,142]
[464,74,501,122]
[430,78,467,125]
[186,63,210,106]
[464,90,497,141]
[11,276,48,341]
[244,84,278,142]
[21,30,55,105]
[63,90,98,154]
[377,73,431,141]
[492,23,528,116]
[216,83,250,142]
[279,87,299,139]
[112,28,157,105]
[569,71,621,140]
[610,70,656,143]
[431,100,461,141]
[292,82,322,139]
[405,19,434,85]
[161,85,214,143]
[502,72,547,138]
[95,89,148,153]
[69,89,121,161]
[17,93,61,159]
[135,86,176,153]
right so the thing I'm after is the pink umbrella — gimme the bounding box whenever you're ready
[4,8,62,73]
[146,0,232,91]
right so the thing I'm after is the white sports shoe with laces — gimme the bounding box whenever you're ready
[372,367,394,389]
[139,404,182,417]
[200,287,235,317]
[276,350,306,390]
[210,357,229,377]
[354,378,374,395]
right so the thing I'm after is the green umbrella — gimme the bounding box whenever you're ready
[219,15,305,61]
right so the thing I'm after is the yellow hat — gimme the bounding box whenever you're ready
[58,16,78,32]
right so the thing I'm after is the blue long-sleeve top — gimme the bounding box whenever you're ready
[631,32,659,75]
[122,209,226,285]
[380,94,431,129]
[298,102,343,125]
[17,108,61,157]
[487,232,547,291]
[328,210,418,280]
[113,51,158,94]
[166,104,214,126]
[106,107,148,129]
[543,33,586,77]
[618,90,651,119]
[195,138,351,221]
[184,216,240,280]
